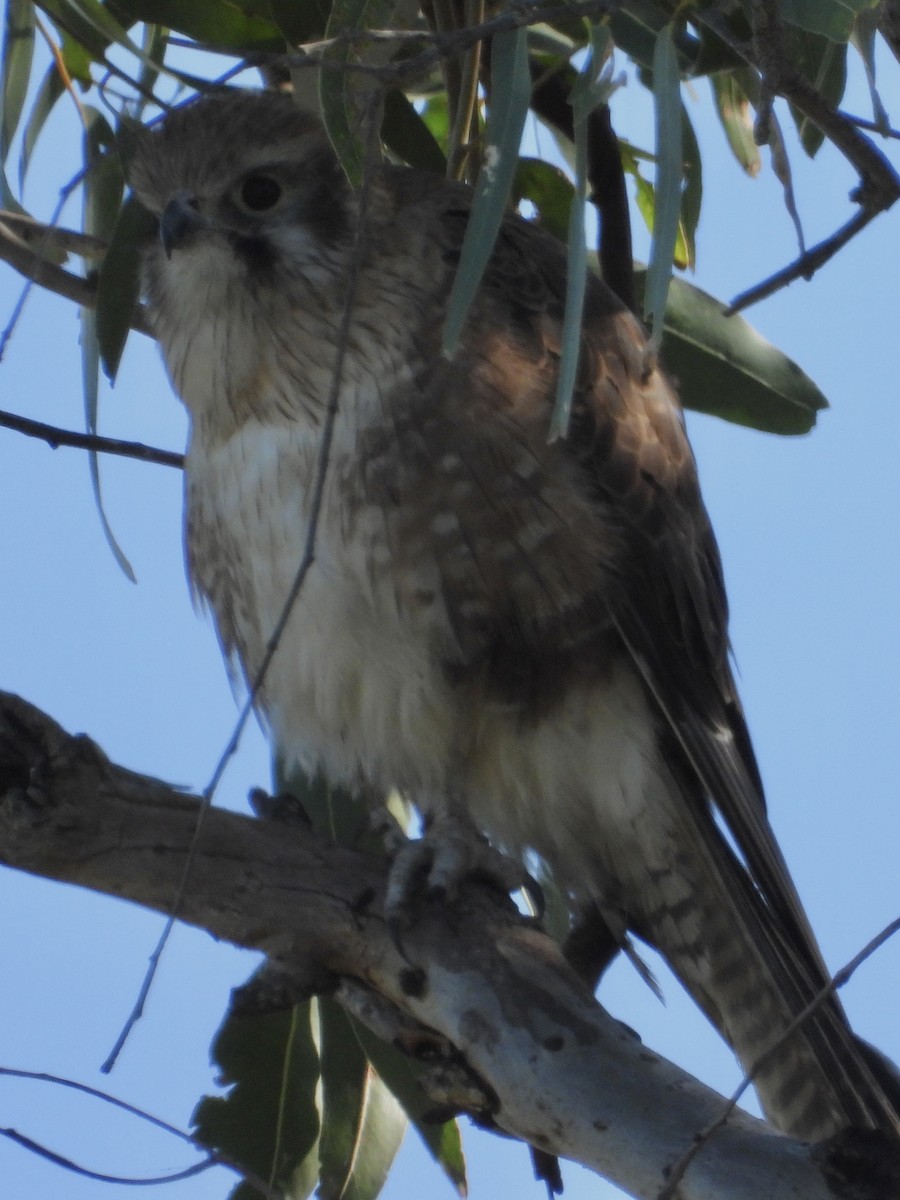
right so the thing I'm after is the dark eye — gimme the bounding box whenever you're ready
[239,174,282,212]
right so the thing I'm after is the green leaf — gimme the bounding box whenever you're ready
[381,89,446,175]
[710,71,761,177]
[81,107,134,581]
[442,24,530,355]
[96,195,154,382]
[607,1,669,70]
[850,7,890,134]
[512,158,574,243]
[275,760,372,845]
[18,62,65,189]
[267,0,328,45]
[349,1019,467,1195]
[632,268,828,435]
[193,995,321,1199]
[550,23,613,440]
[37,0,110,62]
[781,0,879,43]
[319,0,393,188]
[679,102,701,270]
[644,21,681,346]
[785,31,847,156]
[318,1000,406,1200]
[60,28,95,83]
[1,0,35,164]
[110,0,285,52]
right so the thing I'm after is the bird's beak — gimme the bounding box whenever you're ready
[160,192,206,259]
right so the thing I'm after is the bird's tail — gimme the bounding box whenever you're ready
[635,797,900,1142]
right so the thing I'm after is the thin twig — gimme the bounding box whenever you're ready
[279,0,619,83]
[724,207,875,314]
[658,915,900,1200]
[0,1128,215,1188]
[0,211,107,258]
[840,111,900,140]
[0,409,182,468]
[103,99,384,1071]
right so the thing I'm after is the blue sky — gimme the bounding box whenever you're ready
[0,35,898,1200]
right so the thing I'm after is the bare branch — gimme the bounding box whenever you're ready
[1,690,895,1200]
[0,409,183,469]
[0,220,152,337]
[724,207,876,315]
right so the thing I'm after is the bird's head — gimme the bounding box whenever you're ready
[129,90,354,298]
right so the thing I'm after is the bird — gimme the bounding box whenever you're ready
[129,87,899,1145]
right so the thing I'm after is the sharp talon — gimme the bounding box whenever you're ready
[384,808,531,930]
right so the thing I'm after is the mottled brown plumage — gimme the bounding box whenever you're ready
[130,89,900,1144]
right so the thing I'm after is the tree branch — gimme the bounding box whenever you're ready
[0,408,183,468]
[0,219,151,337]
[1,690,893,1200]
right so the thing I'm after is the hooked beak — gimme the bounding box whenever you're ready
[160,191,207,258]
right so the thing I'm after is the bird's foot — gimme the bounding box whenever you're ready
[385,810,539,934]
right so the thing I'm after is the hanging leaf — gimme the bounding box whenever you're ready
[382,89,446,176]
[710,71,761,177]
[679,101,701,270]
[644,21,682,346]
[550,23,614,440]
[1,0,35,164]
[81,107,135,580]
[319,0,393,188]
[111,0,285,53]
[786,31,847,156]
[442,24,531,355]
[96,195,155,382]
[268,0,329,45]
[349,1018,467,1195]
[193,996,321,1200]
[317,999,407,1200]
[850,6,890,134]
[781,0,879,43]
[632,268,827,435]
[512,157,574,242]
[18,62,64,189]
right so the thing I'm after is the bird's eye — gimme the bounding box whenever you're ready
[239,174,282,212]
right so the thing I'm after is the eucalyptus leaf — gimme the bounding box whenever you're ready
[1,0,35,164]
[710,71,761,177]
[644,22,681,346]
[267,0,329,46]
[110,0,285,52]
[275,760,371,845]
[382,89,446,175]
[193,996,321,1200]
[550,23,613,440]
[96,195,154,383]
[512,157,574,242]
[18,62,64,190]
[850,7,890,133]
[442,25,530,355]
[633,268,827,435]
[319,0,393,188]
[786,31,847,156]
[781,0,879,43]
[81,108,134,581]
[349,1018,467,1195]
[318,999,406,1200]
[679,102,701,270]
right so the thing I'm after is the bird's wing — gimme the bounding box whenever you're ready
[411,190,899,1137]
